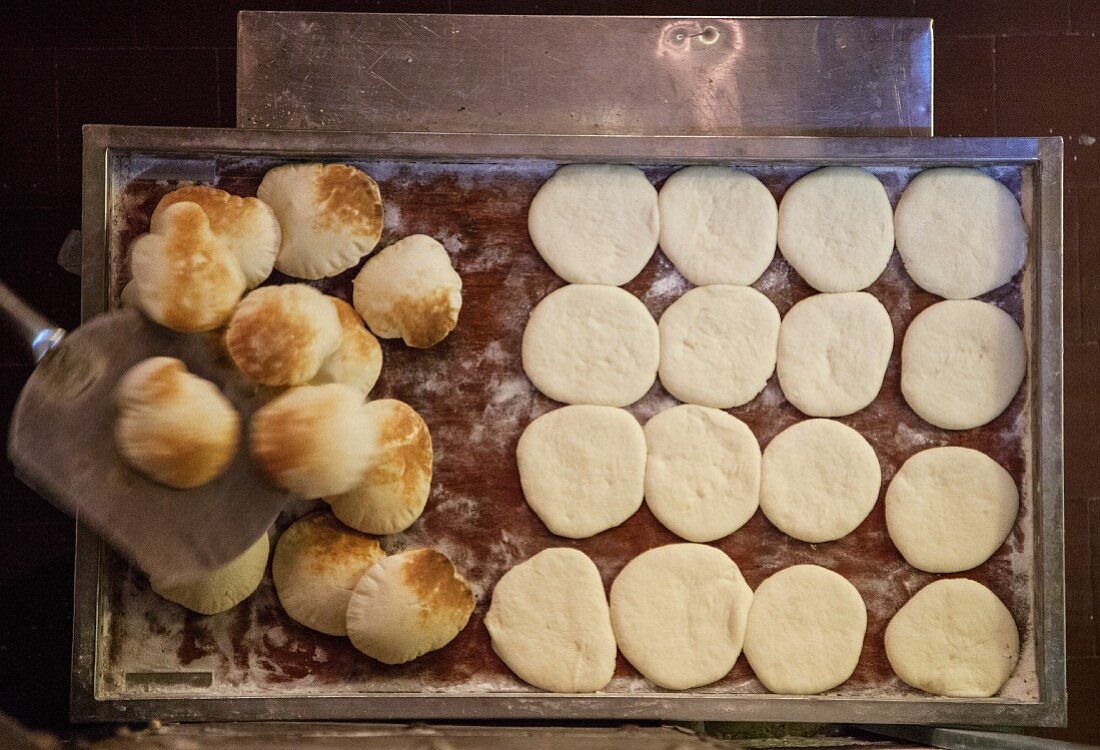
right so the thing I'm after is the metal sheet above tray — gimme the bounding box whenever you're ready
[74,127,1063,726]
[235,13,933,137]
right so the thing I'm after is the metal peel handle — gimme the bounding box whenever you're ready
[0,280,66,363]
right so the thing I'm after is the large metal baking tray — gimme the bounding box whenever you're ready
[72,126,1064,725]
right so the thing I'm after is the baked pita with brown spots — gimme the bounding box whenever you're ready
[130,201,246,331]
[325,399,432,535]
[346,548,475,664]
[310,297,383,396]
[249,383,372,498]
[225,284,342,387]
[257,163,383,280]
[272,512,385,636]
[152,185,281,288]
[352,234,462,348]
[114,356,240,489]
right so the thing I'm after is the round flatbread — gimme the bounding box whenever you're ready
[610,544,753,690]
[271,512,385,636]
[311,297,383,396]
[152,185,281,288]
[326,399,433,536]
[150,533,269,615]
[657,166,777,285]
[352,234,462,349]
[346,548,476,665]
[522,284,659,407]
[114,357,240,489]
[527,164,659,285]
[885,579,1019,697]
[226,284,343,387]
[743,565,867,694]
[644,405,761,542]
[901,300,1026,430]
[886,447,1019,573]
[257,162,383,280]
[517,405,646,539]
[760,419,881,543]
[895,168,1027,300]
[658,285,780,409]
[485,548,616,693]
[776,292,893,417]
[777,167,894,292]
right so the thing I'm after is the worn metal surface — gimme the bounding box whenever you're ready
[73,126,1063,726]
[235,13,933,137]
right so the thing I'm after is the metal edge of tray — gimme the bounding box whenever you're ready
[234,13,933,138]
[71,125,1065,726]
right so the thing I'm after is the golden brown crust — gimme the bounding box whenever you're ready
[226,288,324,386]
[153,203,242,331]
[331,297,383,361]
[363,402,432,505]
[249,391,323,482]
[400,549,475,625]
[289,512,384,576]
[156,185,262,236]
[314,164,383,240]
[394,288,459,349]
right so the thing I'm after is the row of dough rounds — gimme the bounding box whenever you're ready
[528,164,1027,300]
[485,546,1020,698]
[150,511,476,664]
[517,404,1020,573]
[522,284,1026,430]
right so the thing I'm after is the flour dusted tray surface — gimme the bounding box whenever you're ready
[76,130,1063,724]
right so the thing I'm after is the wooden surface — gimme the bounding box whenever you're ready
[0,1,1097,744]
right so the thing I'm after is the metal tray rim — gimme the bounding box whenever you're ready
[73,125,1065,726]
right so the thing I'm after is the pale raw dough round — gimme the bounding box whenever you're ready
[527,164,659,285]
[759,419,881,543]
[777,167,894,292]
[657,166,777,285]
[352,234,462,348]
[485,548,616,693]
[901,300,1026,430]
[325,399,433,535]
[886,447,1019,573]
[610,544,753,690]
[743,565,867,694]
[257,163,383,280]
[885,579,1020,697]
[114,357,240,489]
[522,284,659,407]
[895,168,1027,300]
[272,511,385,636]
[249,383,372,498]
[150,533,269,615]
[517,405,646,539]
[777,292,893,417]
[346,548,476,664]
[644,405,761,542]
[658,285,780,409]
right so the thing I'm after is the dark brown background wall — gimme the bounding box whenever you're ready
[0,1,1097,743]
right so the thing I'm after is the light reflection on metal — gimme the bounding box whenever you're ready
[236,13,932,137]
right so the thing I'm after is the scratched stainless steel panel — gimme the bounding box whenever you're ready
[236,13,933,137]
